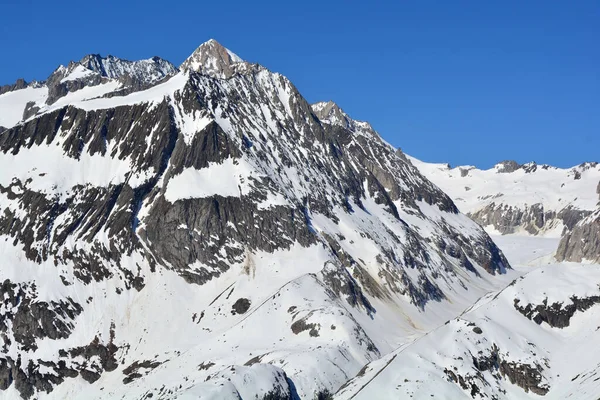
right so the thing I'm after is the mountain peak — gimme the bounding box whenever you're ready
[180,39,244,78]
[312,101,376,134]
[312,100,353,128]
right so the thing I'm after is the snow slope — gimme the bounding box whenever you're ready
[335,261,600,400]
[0,52,178,133]
[0,85,48,128]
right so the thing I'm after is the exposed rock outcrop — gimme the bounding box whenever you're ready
[556,209,600,262]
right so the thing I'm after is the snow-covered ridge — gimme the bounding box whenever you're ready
[311,100,394,150]
[409,155,600,237]
[78,53,178,83]
[0,51,179,130]
[0,39,251,130]
[0,85,48,129]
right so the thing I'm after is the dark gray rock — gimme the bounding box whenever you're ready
[447,342,549,396]
[514,295,600,328]
[499,360,548,395]
[122,360,162,384]
[495,160,521,173]
[0,78,29,95]
[556,210,600,262]
[469,202,591,236]
[231,298,251,314]
[0,280,82,351]
[0,331,118,399]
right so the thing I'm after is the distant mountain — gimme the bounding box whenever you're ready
[0,40,511,399]
[410,157,600,262]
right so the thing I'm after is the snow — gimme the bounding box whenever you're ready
[24,72,187,123]
[33,80,122,117]
[335,257,600,400]
[0,85,48,128]
[257,191,289,209]
[81,54,178,82]
[164,157,253,201]
[408,155,600,215]
[171,97,214,145]
[489,234,561,267]
[3,42,597,400]
[225,48,243,63]
[0,142,153,200]
[69,72,187,111]
[60,65,95,82]
[1,61,180,130]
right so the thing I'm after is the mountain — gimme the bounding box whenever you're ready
[409,157,600,263]
[0,40,512,399]
[408,157,600,237]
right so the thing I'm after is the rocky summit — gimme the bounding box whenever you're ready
[0,40,598,400]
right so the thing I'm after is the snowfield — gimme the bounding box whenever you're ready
[0,85,48,128]
[409,156,600,215]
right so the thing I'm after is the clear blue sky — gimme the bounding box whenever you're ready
[1,1,597,168]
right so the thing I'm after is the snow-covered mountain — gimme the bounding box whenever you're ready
[409,157,600,263]
[0,40,514,399]
[408,157,600,237]
[77,54,177,83]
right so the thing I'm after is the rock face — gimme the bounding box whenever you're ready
[514,294,600,328]
[556,209,600,262]
[469,203,591,235]
[0,78,31,95]
[179,39,243,78]
[78,54,177,83]
[495,160,522,173]
[555,179,600,263]
[0,39,512,399]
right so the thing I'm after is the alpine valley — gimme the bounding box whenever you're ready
[0,40,598,400]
